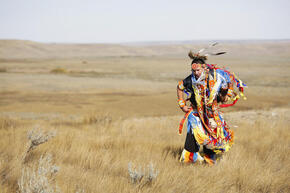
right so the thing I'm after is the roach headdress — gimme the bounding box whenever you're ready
[188,42,226,64]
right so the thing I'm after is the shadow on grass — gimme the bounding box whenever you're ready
[162,145,183,161]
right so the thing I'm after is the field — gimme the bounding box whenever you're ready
[0,40,289,192]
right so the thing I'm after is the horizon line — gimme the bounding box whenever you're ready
[0,38,290,45]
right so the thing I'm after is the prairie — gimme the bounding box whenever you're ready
[0,40,289,192]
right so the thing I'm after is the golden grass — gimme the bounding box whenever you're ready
[0,41,289,192]
[0,109,289,193]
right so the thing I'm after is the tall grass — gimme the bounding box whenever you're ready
[0,109,289,193]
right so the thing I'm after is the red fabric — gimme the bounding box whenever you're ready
[219,98,239,108]
[189,152,194,162]
[178,109,192,134]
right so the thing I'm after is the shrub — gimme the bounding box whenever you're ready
[128,162,158,185]
[0,67,7,73]
[50,68,67,74]
[18,153,60,193]
[22,127,56,163]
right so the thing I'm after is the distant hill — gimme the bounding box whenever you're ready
[0,39,289,60]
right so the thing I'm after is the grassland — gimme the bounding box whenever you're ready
[0,40,289,192]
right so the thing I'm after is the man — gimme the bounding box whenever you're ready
[177,51,244,165]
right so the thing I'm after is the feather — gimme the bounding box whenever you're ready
[205,51,227,56]
[198,42,219,54]
[212,42,218,47]
[198,48,206,54]
[215,51,226,55]
[189,42,224,60]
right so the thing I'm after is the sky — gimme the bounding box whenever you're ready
[0,0,289,43]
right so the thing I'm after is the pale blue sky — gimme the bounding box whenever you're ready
[0,0,289,43]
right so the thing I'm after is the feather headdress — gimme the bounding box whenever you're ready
[188,42,226,61]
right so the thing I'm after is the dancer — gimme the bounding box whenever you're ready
[177,44,246,165]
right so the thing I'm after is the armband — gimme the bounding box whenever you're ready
[178,99,185,108]
[178,81,185,90]
[227,88,233,97]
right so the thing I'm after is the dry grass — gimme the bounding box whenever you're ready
[0,40,289,192]
[0,110,289,193]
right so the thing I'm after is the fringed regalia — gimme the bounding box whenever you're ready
[178,64,246,165]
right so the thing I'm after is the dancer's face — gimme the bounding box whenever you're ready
[192,64,204,79]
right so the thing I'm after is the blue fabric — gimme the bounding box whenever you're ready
[191,73,196,82]
[216,69,231,83]
[187,112,197,133]
[187,111,200,133]
[191,73,205,86]
[183,90,190,97]
[215,69,230,93]
[192,152,198,162]
[218,113,229,138]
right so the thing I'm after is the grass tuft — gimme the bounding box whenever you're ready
[0,67,7,73]
[50,68,67,74]
[18,153,60,193]
[128,162,158,185]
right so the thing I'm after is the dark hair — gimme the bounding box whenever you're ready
[188,51,207,64]
[191,58,205,64]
